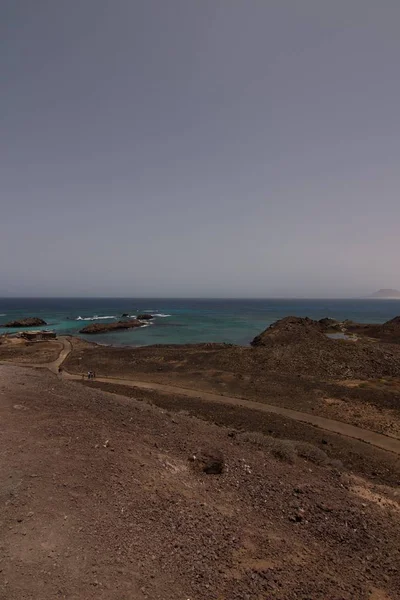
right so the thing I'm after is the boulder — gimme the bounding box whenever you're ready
[80,319,144,334]
[2,317,47,328]
[319,318,341,332]
[137,313,154,321]
[319,318,337,327]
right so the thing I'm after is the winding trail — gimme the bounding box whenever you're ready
[52,337,400,455]
[47,337,73,373]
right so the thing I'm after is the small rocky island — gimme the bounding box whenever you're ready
[136,313,153,320]
[2,317,47,328]
[80,319,144,334]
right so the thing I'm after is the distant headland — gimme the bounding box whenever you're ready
[369,289,400,299]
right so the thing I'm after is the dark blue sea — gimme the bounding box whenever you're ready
[1,298,400,347]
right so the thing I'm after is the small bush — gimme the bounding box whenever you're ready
[240,431,273,448]
[270,439,297,464]
[239,432,329,466]
[294,441,328,465]
[329,458,344,470]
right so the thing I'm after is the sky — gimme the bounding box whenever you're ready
[1,0,400,298]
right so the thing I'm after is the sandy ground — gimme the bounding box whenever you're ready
[0,336,62,364]
[1,364,400,600]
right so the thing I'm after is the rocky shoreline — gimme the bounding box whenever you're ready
[1,317,47,328]
[80,319,145,334]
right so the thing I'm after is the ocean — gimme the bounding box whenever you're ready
[1,298,400,347]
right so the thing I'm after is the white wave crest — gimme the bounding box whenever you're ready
[76,315,116,321]
[0,314,6,317]
[152,313,171,318]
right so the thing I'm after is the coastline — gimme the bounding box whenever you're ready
[2,315,400,597]
[2,297,400,347]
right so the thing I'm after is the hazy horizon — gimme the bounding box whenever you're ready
[0,293,399,300]
[2,1,400,298]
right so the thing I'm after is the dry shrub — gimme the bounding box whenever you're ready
[328,458,344,470]
[240,431,272,448]
[178,409,190,417]
[294,441,329,465]
[270,439,297,464]
[239,432,295,464]
[239,432,328,466]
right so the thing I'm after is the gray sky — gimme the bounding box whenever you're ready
[1,0,399,297]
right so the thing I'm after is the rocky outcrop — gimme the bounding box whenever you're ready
[2,317,47,328]
[249,315,400,378]
[137,314,153,321]
[346,315,400,343]
[318,318,341,331]
[80,319,143,334]
[251,316,325,347]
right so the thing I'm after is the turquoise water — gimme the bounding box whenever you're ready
[1,298,400,347]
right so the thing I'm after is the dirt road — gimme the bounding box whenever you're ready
[52,337,400,455]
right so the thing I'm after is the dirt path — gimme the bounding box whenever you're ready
[47,338,400,456]
[61,342,400,455]
[47,336,73,373]
[77,375,400,455]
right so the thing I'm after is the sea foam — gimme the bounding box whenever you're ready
[76,315,116,321]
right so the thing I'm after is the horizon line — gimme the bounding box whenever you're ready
[1,296,400,301]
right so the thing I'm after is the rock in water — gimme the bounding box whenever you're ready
[80,320,144,334]
[2,317,47,328]
[137,314,154,321]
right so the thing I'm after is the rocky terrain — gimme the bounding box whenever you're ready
[0,364,399,599]
[58,316,400,448]
[1,317,47,328]
[0,335,62,363]
[69,316,400,382]
[80,319,144,334]
[346,316,400,344]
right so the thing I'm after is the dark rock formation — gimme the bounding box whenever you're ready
[251,316,324,347]
[121,313,129,318]
[318,318,342,332]
[249,316,400,378]
[346,315,400,344]
[137,314,154,321]
[80,320,143,334]
[2,317,47,328]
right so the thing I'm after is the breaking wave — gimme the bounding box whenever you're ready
[76,315,116,321]
[152,313,171,318]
